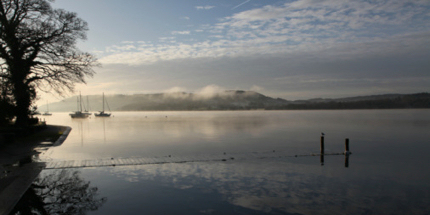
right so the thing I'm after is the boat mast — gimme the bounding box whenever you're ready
[79,92,83,112]
[87,96,90,112]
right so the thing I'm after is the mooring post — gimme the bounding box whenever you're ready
[345,138,351,155]
[320,154,324,166]
[345,138,351,167]
[320,136,324,155]
[345,138,349,151]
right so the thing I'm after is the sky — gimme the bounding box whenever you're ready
[37,0,430,105]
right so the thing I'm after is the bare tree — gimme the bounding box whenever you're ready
[0,0,98,126]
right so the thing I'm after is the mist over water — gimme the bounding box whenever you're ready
[35,110,430,214]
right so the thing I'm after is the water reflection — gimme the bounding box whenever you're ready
[42,112,320,161]
[102,117,107,143]
[33,110,430,214]
[41,111,430,162]
[78,158,430,215]
[11,169,106,215]
[345,154,349,168]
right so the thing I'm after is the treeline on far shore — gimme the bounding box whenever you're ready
[266,93,430,110]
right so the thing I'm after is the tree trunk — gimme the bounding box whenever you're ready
[13,82,31,126]
[10,63,32,127]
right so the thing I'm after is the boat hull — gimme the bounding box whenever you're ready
[94,114,111,117]
[70,112,90,118]
[94,111,111,117]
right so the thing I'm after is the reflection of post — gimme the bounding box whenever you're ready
[345,154,349,168]
[320,154,324,166]
[320,136,324,155]
[87,117,91,133]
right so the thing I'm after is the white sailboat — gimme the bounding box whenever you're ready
[70,93,90,118]
[95,93,111,117]
[42,101,52,116]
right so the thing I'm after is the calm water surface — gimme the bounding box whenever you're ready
[22,110,430,214]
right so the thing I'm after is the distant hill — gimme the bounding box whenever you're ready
[282,93,430,110]
[39,91,430,112]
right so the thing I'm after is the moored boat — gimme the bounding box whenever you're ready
[95,92,111,117]
[70,93,89,118]
[42,101,52,116]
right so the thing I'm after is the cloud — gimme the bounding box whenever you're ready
[164,86,187,93]
[195,5,215,10]
[194,85,226,99]
[98,0,430,66]
[221,0,430,36]
[232,0,251,10]
[171,31,191,35]
[250,85,264,92]
[159,37,175,41]
[92,0,430,99]
[162,87,190,99]
[105,44,136,53]
[99,30,430,67]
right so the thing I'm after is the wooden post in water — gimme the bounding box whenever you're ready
[345,138,351,155]
[345,138,349,151]
[320,136,324,155]
[345,138,350,167]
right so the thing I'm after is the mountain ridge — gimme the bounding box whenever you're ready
[38,91,430,112]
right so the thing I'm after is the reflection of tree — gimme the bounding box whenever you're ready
[11,169,106,215]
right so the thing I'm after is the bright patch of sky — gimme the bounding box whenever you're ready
[40,0,430,104]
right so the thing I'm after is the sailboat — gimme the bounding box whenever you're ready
[42,101,52,116]
[69,93,90,118]
[94,93,111,117]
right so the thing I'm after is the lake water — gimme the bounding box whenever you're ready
[18,110,430,214]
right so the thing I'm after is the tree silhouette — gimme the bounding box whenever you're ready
[0,76,13,124]
[0,0,98,126]
[11,169,107,215]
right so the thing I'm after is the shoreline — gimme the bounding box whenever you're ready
[43,108,430,114]
[0,125,71,215]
